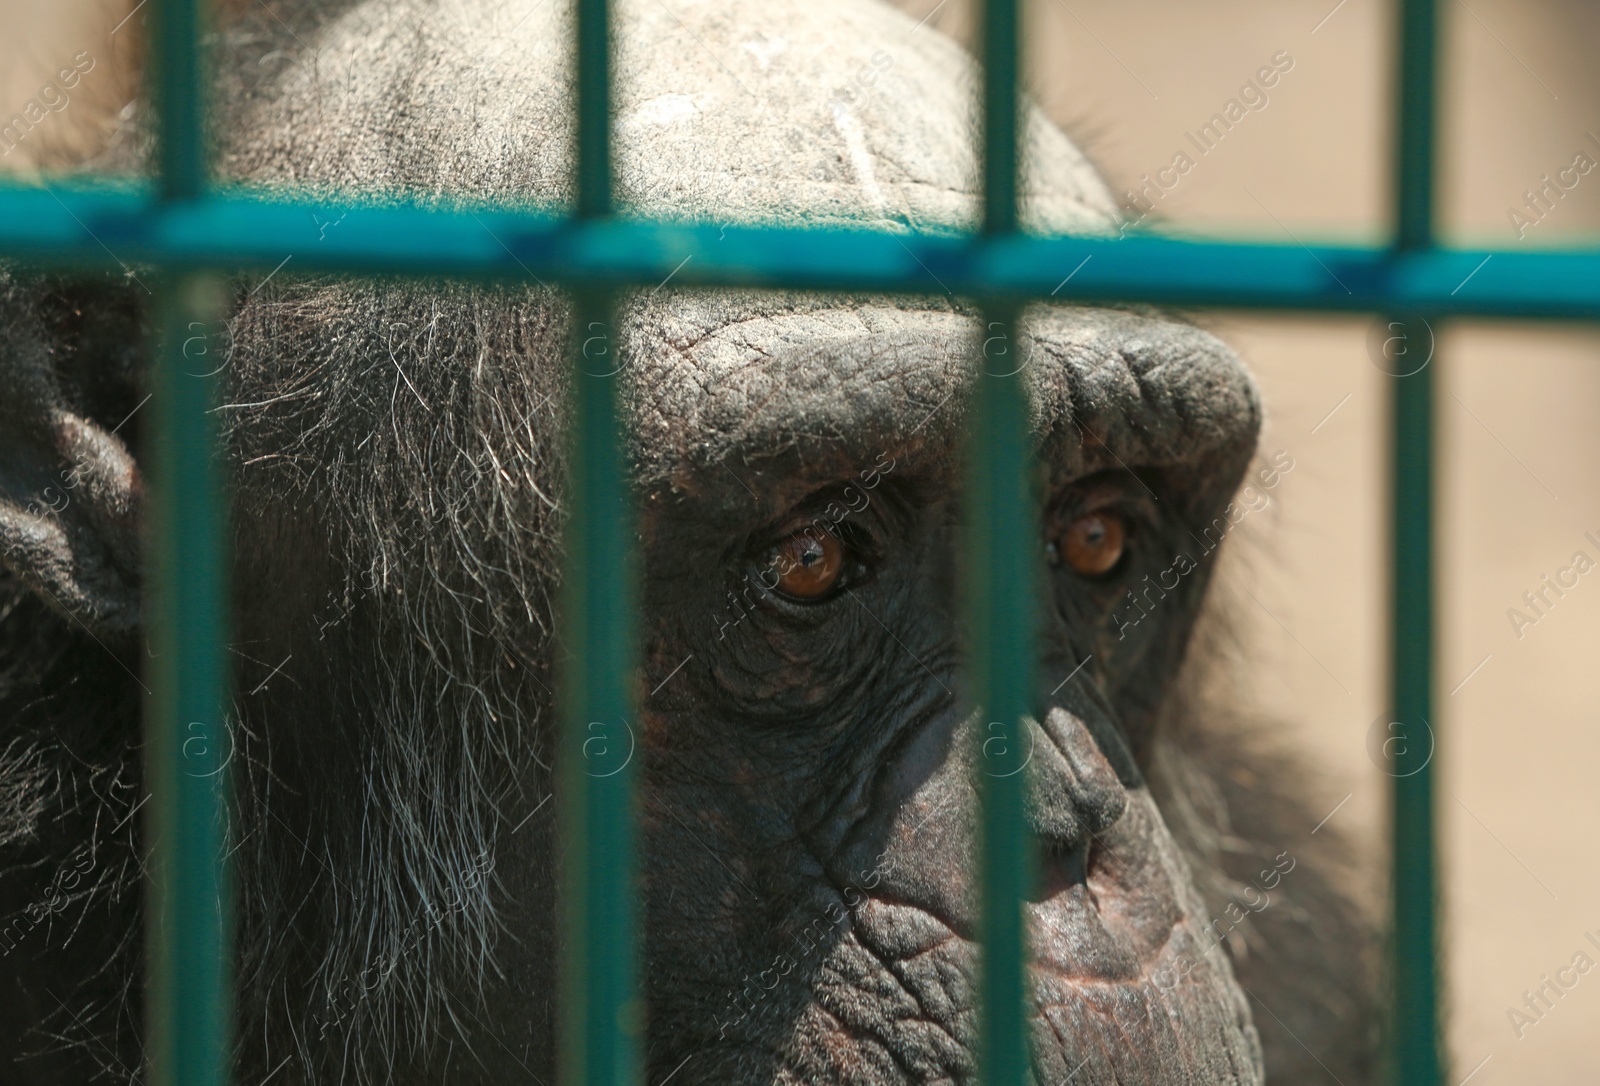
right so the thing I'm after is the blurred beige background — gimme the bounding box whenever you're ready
[4,0,1598,1080]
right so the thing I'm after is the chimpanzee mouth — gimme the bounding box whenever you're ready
[748,887,1262,1086]
[773,795,1263,1086]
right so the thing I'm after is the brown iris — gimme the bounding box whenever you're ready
[769,530,845,599]
[1059,511,1126,576]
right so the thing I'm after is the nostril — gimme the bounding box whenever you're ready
[1032,836,1092,903]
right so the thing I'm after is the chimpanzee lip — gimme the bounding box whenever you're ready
[851,884,1187,989]
[679,897,1256,1085]
[827,908,1255,1085]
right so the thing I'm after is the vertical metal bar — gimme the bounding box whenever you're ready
[560,1,639,1084]
[559,290,639,1086]
[1391,1,1441,1084]
[975,1,1032,1085]
[1395,0,1436,254]
[968,311,1036,1086]
[575,0,612,220]
[1390,348,1438,1086]
[152,0,205,201]
[147,274,231,1086]
[981,0,1018,237]
[147,3,231,1086]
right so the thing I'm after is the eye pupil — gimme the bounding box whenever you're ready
[1061,511,1126,576]
[771,530,846,599]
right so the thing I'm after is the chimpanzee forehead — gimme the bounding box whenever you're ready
[620,291,1261,528]
[220,0,1115,234]
[217,0,1256,544]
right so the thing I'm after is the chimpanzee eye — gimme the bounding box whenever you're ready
[766,530,846,600]
[1051,511,1127,577]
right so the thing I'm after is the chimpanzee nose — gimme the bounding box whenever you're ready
[850,704,1136,932]
[1026,706,1128,850]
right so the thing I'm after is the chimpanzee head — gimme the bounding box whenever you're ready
[0,1,1286,1083]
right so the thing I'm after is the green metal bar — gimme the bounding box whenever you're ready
[969,302,1037,1086]
[558,289,640,1086]
[981,0,1018,237]
[1395,0,1436,255]
[146,2,231,1086]
[1390,0,1441,1082]
[559,1,639,1084]
[575,0,611,218]
[1389,347,1438,1086]
[146,272,232,1086]
[151,0,205,200]
[2,184,1597,317]
[976,0,1033,1083]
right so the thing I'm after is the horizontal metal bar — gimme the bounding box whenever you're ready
[1,182,1597,319]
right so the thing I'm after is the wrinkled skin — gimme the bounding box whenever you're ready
[0,0,1380,1083]
[623,295,1264,1084]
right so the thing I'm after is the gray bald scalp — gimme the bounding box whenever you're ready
[207,0,1259,515]
[218,0,1116,229]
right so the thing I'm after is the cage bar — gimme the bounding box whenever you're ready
[146,3,232,1086]
[967,306,1037,1086]
[2,185,1596,318]
[558,290,640,1086]
[557,0,642,1084]
[1390,349,1438,1086]
[973,0,1034,1083]
[1390,0,1442,1083]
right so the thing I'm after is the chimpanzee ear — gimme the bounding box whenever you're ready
[0,279,144,639]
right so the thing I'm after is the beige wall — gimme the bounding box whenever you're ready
[4,0,1598,1080]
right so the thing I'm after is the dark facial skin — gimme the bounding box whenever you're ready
[621,298,1263,1084]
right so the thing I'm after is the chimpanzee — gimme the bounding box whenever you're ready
[0,0,1377,1082]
